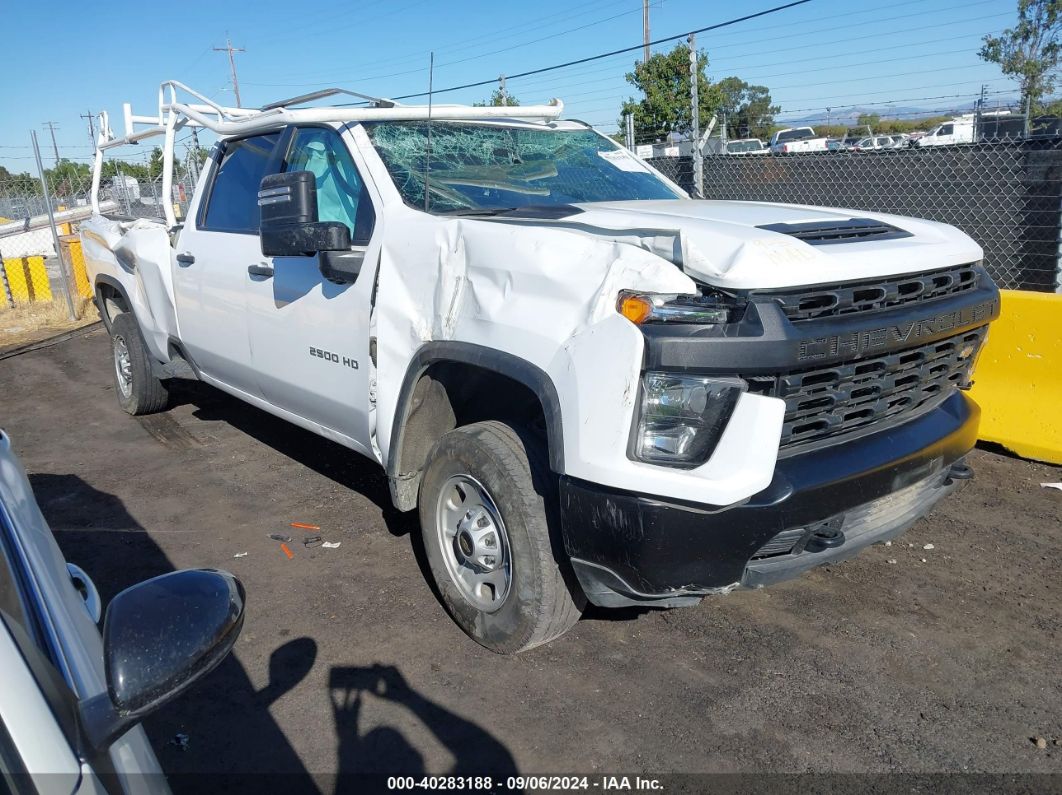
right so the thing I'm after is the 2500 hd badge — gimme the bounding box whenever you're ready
[309,346,358,369]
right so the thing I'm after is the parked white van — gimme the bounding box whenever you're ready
[916,117,975,147]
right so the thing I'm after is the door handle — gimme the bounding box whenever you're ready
[248,264,274,278]
[176,252,195,265]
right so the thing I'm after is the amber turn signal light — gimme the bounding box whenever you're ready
[618,293,654,324]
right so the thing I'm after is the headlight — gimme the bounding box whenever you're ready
[632,373,745,467]
[617,290,735,325]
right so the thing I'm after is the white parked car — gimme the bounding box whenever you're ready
[724,138,768,154]
[768,126,829,153]
[81,81,998,652]
[0,428,244,793]
[852,135,896,151]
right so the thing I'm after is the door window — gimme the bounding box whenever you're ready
[284,128,376,245]
[200,133,282,233]
[938,124,954,136]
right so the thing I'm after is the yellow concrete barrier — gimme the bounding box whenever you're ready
[2,256,52,303]
[968,289,1062,464]
[60,236,93,298]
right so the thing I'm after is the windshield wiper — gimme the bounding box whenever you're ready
[440,204,584,220]
[440,207,523,217]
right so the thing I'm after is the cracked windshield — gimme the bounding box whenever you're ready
[364,121,680,213]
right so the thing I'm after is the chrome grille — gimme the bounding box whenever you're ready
[746,327,987,450]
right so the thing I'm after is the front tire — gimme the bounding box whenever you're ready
[418,421,583,653]
[110,312,169,415]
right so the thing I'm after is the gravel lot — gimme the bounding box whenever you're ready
[2,327,1060,790]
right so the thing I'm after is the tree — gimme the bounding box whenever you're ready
[857,113,881,129]
[474,88,520,107]
[980,0,1062,112]
[717,77,779,139]
[46,159,91,198]
[619,44,724,142]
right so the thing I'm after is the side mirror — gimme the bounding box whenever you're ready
[80,569,245,750]
[258,171,350,257]
[258,171,362,283]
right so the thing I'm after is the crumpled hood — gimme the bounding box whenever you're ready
[563,199,984,290]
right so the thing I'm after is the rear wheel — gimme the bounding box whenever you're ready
[110,312,169,415]
[419,421,583,653]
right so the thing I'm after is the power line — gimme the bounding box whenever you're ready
[213,37,246,107]
[390,0,813,101]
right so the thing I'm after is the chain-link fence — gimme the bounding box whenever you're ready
[649,139,1062,292]
[0,137,202,324]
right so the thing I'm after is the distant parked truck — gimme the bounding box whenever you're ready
[769,127,828,154]
[724,138,768,154]
[916,112,1027,147]
[916,116,977,147]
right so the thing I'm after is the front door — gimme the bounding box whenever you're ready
[244,125,379,455]
[174,132,282,398]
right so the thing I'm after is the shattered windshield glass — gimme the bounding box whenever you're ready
[363,122,681,213]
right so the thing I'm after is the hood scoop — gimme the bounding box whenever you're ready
[758,217,913,245]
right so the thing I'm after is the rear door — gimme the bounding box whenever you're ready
[174,132,282,398]
[244,125,379,454]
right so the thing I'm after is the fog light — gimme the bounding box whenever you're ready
[632,373,745,467]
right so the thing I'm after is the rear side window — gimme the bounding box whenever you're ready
[201,133,281,233]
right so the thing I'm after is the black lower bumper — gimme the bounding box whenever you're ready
[560,391,979,608]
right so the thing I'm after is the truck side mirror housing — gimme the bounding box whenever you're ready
[258,171,363,283]
[79,569,245,750]
[259,171,351,257]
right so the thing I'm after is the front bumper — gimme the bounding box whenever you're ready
[560,391,978,608]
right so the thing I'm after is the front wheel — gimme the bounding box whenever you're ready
[110,312,169,415]
[418,421,583,653]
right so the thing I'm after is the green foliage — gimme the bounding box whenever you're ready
[474,89,521,107]
[979,0,1062,112]
[717,76,779,139]
[619,44,724,141]
[857,113,881,128]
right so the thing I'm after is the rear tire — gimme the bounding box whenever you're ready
[110,312,169,415]
[418,421,583,653]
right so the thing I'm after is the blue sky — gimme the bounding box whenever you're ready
[1,0,1019,170]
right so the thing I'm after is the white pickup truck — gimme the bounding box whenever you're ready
[81,82,998,652]
[769,126,829,154]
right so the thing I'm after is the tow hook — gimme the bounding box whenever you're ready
[804,525,846,553]
[946,460,974,484]
[796,516,846,554]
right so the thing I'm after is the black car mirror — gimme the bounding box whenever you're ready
[259,171,351,258]
[80,569,245,750]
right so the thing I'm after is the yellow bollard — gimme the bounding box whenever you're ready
[2,257,53,303]
[968,290,1062,464]
[60,236,93,298]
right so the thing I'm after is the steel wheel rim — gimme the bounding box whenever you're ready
[435,474,512,612]
[113,335,133,398]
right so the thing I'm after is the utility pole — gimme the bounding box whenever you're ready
[42,121,61,167]
[498,74,507,105]
[625,112,635,150]
[214,37,245,107]
[79,110,97,148]
[642,0,651,63]
[689,33,702,199]
[32,130,77,320]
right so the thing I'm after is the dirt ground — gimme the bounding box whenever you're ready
[1,328,1060,790]
[0,296,98,354]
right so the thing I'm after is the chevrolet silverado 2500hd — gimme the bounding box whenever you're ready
[80,82,998,652]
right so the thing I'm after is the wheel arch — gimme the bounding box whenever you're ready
[386,342,564,511]
[93,275,133,332]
